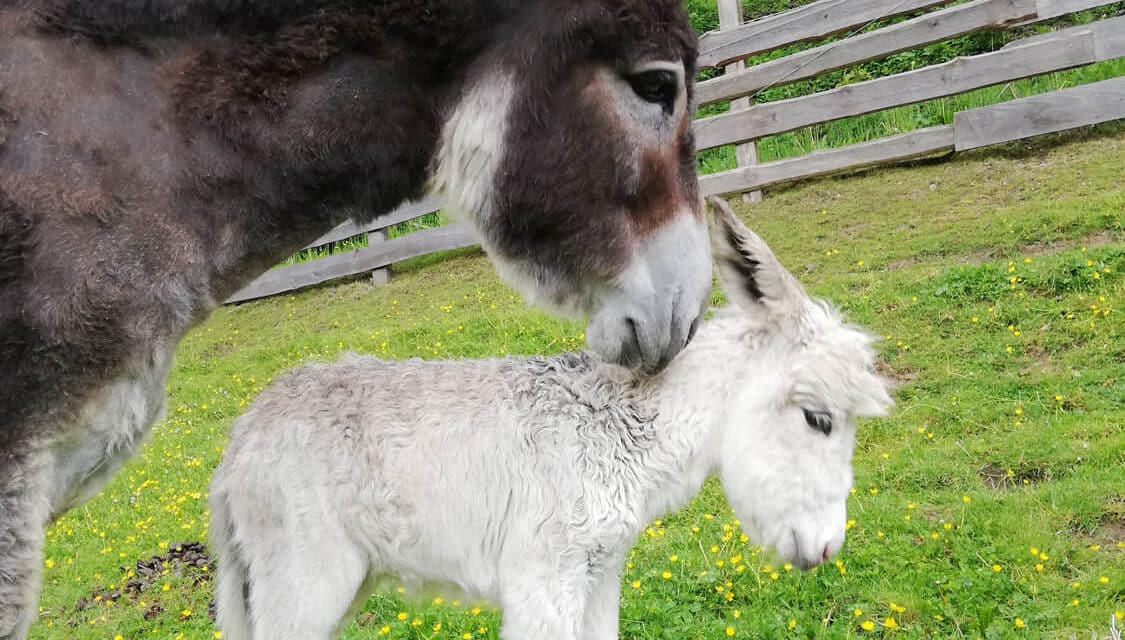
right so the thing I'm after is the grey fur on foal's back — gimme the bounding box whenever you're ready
[211,350,668,640]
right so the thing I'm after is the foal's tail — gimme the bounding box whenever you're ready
[209,487,254,640]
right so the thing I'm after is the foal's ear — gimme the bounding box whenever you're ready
[708,197,806,319]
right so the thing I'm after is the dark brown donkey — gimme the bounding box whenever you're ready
[0,1,713,636]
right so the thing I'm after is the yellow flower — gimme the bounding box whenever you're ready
[861,620,875,632]
[733,609,742,618]
[463,634,472,639]
[432,623,442,632]
[1030,547,1038,556]
[992,564,1002,572]
[854,608,863,617]
[631,580,641,589]
[726,626,735,636]
[662,571,672,580]
[214,633,222,639]
[1035,563,1044,572]
[770,572,780,580]
[1014,618,1025,629]
[397,612,407,621]
[181,608,192,618]
[471,606,482,615]
[1099,576,1109,584]
[378,626,390,636]
[115,636,123,640]
[962,495,971,504]
[788,619,796,630]
[883,617,899,630]
[889,602,906,613]
[669,555,678,562]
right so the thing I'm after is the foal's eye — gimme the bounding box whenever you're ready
[628,69,678,113]
[803,409,833,436]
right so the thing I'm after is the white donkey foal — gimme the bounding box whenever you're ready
[208,199,893,640]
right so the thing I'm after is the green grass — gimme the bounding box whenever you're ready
[31,127,1124,639]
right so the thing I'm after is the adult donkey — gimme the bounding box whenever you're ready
[0,1,712,637]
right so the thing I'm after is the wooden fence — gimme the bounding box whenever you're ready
[226,0,1125,304]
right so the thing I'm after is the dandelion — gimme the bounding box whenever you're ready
[1090,544,1101,551]
[861,620,876,631]
[854,608,863,617]
[1015,618,1026,629]
[214,633,222,639]
[788,619,797,630]
[1035,563,1044,572]
[662,571,672,580]
[378,626,390,636]
[992,564,1002,572]
[889,602,906,614]
[883,617,899,630]
[433,623,443,632]
[770,571,780,580]
[1100,576,1109,584]
[397,612,408,621]
[962,495,971,503]
[1030,547,1039,556]
[463,634,472,639]
[631,580,641,589]
[726,627,735,636]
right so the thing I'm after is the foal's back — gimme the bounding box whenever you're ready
[211,351,648,637]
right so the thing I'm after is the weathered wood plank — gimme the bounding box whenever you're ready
[718,0,762,203]
[226,224,478,304]
[303,194,443,250]
[1000,14,1125,59]
[954,75,1125,151]
[697,0,1039,107]
[700,126,955,197]
[693,21,1117,150]
[698,0,952,69]
[1023,0,1121,21]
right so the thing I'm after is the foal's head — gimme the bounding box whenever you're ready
[436,0,710,373]
[706,198,893,569]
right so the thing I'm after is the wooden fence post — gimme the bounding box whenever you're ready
[369,228,390,285]
[716,0,763,203]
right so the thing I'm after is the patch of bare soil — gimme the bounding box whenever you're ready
[68,541,215,625]
[978,463,1051,490]
[885,230,1119,272]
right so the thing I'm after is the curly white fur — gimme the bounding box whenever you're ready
[208,200,893,640]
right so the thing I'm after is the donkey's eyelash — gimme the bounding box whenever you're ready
[803,409,833,436]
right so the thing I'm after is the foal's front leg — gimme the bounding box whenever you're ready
[582,570,621,640]
[0,449,52,640]
[498,565,588,640]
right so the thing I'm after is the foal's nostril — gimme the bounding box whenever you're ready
[685,316,700,347]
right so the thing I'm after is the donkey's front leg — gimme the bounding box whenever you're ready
[582,570,621,640]
[498,567,587,640]
[0,449,52,640]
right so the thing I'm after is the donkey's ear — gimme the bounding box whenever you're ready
[708,196,806,319]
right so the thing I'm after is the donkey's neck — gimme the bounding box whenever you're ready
[158,3,510,301]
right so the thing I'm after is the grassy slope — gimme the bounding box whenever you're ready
[33,128,1123,639]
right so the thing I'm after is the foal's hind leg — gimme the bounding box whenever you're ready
[240,525,370,640]
[0,449,51,640]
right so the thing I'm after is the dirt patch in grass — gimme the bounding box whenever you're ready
[885,230,1119,272]
[69,542,214,625]
[978,463,1051,490]
[875,359,917,385]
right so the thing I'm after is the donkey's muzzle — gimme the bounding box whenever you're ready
[586,213,711,373]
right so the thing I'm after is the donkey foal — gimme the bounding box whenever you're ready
[209,200,893,640]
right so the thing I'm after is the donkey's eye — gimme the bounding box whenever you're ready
[628,70,678,112]
[803,409,833,436]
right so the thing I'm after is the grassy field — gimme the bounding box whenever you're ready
[32,127,1123,640]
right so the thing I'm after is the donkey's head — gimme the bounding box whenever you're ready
[435,0,710,372]
[705,198,893,569]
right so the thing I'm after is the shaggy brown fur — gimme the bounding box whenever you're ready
[0,2,703,637]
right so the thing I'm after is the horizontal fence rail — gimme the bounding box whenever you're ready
[226,0,1125,305]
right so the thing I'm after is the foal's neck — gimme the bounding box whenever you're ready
[628,315,741,521]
